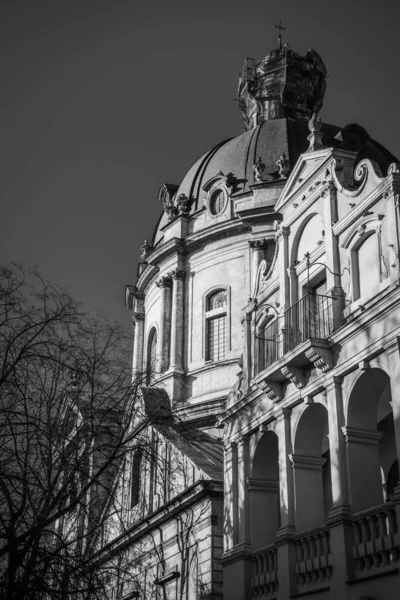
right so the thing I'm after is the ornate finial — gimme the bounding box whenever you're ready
[139,239,151,262]
[274,20,286,51]
[276,152,290,178]
[253,157,266,183]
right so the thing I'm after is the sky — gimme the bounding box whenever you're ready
[1,0,400,331]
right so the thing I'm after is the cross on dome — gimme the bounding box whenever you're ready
[274,20,286,50]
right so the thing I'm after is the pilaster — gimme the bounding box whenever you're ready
[132,312,145,375]
[156,275,173,372]
[168,269,185,373]
[277,226,290,313]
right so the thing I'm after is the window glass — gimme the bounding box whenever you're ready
[207,289,227,310]
[358,233,380,298]
[206,315,226,361]
[210,189,225,215]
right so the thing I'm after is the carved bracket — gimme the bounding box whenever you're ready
[260,380,283,403]
[281,366,305,388]
[305,346,333,373]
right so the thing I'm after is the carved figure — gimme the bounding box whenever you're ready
[176,194,190,216]
[139,239,151,262]
[253,157,266,183]
[164,202,178,222]
[309,112,322,133]
[276,152,290,178]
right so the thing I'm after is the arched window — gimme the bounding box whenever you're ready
[205,289,228,362]
[356,232,380,299]
[146,328,157,383]
[130,448,142,508]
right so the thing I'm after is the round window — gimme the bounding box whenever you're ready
[209,189,225,215]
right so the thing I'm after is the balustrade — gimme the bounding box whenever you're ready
[294,527,332,589]
[352,503,400,574]
[255,294,334,375]
[251,544,278,599]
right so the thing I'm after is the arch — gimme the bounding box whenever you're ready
[345,368,397,512]
[291,212,325,265]
[250,431,280,549]
[292,404,331,532]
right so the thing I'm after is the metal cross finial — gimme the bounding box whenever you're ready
[274,20,286,51]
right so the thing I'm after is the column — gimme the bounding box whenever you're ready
[223,441,238,551]
[237,436,251,546]
[385,341,400,503]
[325,376,351,513]
[277,226,290,312]
[274,408,297,600]
[325,376,355,585]
[169,269,185,372]
[132,312,145,375]
[156,275,173,372]
[249,238,267,292]
[289,454,326,531]
[241,313,252,390]
[324,182,345,327]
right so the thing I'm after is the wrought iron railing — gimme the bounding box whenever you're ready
[256,294,334,374]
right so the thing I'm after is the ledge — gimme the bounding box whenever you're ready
[346,567,399,585]
[289,586,330,598]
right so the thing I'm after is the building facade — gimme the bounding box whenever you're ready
[104,42,400,600]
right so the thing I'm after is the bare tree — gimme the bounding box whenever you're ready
[0,264,150,600]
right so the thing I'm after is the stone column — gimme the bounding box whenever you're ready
[277,226,290,312]
[289,454,326,531]
[132,312,145,374]
[223,441,239,551]
[241,313,252,390]
[238,435,251,546]
[385,341,400,511]
[156,275,173,372]
[325,377,351,513]
[169,269,185,372]
[324,376,365,585]
[323,182,345,327]
[274,408,297,600]
[249,238,267,292]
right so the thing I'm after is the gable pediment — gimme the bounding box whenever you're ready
[275,150,333,213]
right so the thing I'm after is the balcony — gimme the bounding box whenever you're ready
[254,295,336,397]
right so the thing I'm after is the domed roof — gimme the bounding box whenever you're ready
[152,118,398,246]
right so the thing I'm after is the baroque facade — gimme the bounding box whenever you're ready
[103,41,400,600]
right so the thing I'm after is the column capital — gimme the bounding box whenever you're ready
[249,238,267,250]
[289,454,326,471]
[324,374,343,392]
[132,312,145,323]
[168,268,185,280]
[156,275,173,288]
[275,406,292,422]
[341,426,382,446]
[275,225,290,242]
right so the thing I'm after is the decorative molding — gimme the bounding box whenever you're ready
[132,312,145,322]
[281,365,306,388]
[289,454,326,471]
[260,380,283,403]
[249,238,268,250]
[168,269,185,280]
[341,426,382,445]
[305,346,333,372]
[156,275,173,288]
[247,477,279,493]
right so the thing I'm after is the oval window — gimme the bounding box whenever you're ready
[209,190,225,215]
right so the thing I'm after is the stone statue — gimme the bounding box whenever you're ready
[276,152,290,178]
[253,157,266,183]
[164,202,179,222]
[176,194,190,216]
[139,239,151,262]
[309,112,322,133]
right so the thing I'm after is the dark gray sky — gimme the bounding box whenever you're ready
[2,0,399,330]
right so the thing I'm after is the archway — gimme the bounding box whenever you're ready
[346,368,398,512]
[250,431,280,549]
[292,403,332,532]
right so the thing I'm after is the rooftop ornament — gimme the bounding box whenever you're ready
[253,157,266,183]
[276,152,290,178]
[307,113,325,152]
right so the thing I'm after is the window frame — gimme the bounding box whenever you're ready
[202,285,231,362]
[146,325,158,383]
